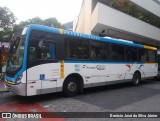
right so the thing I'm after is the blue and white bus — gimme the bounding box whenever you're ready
[5,24,158,96]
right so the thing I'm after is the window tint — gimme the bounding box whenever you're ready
[40,41,56,59]
[28,39,39,63]
[126,46,137,61]
[28,39,56,63]
[77,39,89,59]
[111,44,125,61]
[90,41,109,60]
[64,37,89,59]
[67,38,77,59]
[147,50,156,62]
[138,48,147,62]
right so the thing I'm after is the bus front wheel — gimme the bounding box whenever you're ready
[63,77,80,97]
[132,72,141,86]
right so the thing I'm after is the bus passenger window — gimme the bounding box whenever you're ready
[138,49,147,62]
[28,39,56,64]
[28,39,38,63]
[91,51,96,59]
[111,44,125,61]
[40,41,56,60]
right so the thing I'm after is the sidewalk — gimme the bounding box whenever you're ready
[0,79,7,92]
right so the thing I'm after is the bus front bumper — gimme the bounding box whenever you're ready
[4,82,26,96]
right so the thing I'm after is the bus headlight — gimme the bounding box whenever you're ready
[16,75,23,85]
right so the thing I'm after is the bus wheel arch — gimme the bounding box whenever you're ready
[62,73,84,97]
[132,71,141,86]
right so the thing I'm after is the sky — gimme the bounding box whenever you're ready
[0,0,83,24]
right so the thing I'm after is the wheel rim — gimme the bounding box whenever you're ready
[67,82,77,92]
[135,78,139,84]
[134,75,139,84]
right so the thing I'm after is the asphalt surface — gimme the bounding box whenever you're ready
[0,79,160,121]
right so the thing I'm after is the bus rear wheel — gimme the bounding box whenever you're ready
[63,77,80,97]
[132,72,141,86]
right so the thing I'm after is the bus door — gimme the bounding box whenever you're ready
[27,39,57,96]
[40,41,58,94]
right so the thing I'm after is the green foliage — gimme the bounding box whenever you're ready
[0,6,16,41]
[0,6,16,28]
[14,17,65,31]
[0,27,13,40]
[105,0,117,7]
[44,17,63,28]
[0,6,67,41]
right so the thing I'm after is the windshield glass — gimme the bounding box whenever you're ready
[6,38,25,73]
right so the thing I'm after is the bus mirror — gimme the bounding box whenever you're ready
[38,40,44,48]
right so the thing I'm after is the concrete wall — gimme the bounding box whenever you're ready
[131,0,160,17]
[94,3,160,41]
[76,0,92,34]
[76,0,160,46]
[76,1,85,33]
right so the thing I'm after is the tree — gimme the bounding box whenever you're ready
[14,17,65,31]
[0,27,13,41]
[0,6,16,41]
[44,17,63,28]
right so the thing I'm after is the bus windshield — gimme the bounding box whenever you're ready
[6,38,25,73]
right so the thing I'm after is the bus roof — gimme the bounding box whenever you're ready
[26,24,157,50]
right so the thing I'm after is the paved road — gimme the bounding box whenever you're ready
[0,79,160,121]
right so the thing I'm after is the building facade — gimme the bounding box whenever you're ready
[75,0,160,47]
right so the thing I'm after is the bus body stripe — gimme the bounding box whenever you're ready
[60,60,64,78]
[144,45,157,50]
[59,29,64,34]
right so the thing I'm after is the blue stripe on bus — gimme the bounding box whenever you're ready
[64,60,144,64]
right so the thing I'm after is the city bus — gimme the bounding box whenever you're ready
[4,24,158,96]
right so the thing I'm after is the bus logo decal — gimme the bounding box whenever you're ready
[83,65,106,70]
[96,65,106,70]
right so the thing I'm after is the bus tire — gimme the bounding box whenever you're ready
[132,72,141,86]
[63,77,80,97]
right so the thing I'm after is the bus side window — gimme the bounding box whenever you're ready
[40,41,56,60]
[138,48,147,62]
[28,39,38,63]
